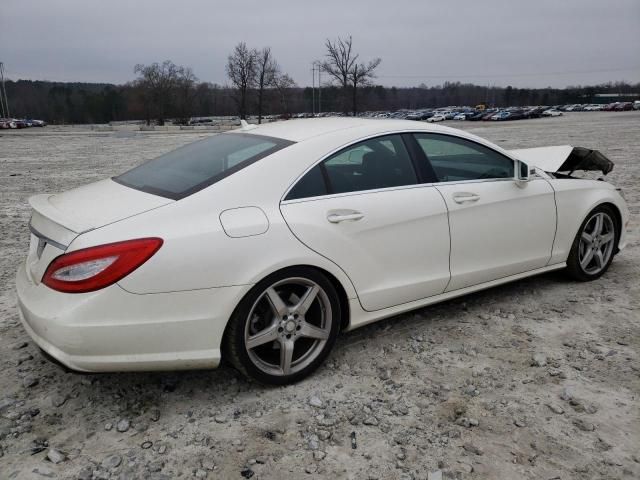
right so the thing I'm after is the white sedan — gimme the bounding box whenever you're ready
[426,114,446,122]
[17,119,628,384]
[543,109,563,117]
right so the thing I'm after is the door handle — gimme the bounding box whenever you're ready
[452,192,480,204]
[327,210,365,223]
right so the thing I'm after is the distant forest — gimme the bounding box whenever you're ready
[5,79,639,124]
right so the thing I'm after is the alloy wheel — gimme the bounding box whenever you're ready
[578,211,615,275]
[244,277,332,377]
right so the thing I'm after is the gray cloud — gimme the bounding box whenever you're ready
[1,0,639,87]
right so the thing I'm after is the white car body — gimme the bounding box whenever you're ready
[426,114,446,122]
[16,118,629,373]
[453,113,467,120]
[543,109,563,117]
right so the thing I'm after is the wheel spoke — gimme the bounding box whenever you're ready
[279,338,295,375]
[265,287,288,317]
[581,231,593,245]
[294,285,320,315]
[298,320,329,340]
[246,323,279,350]
[594,249,604,268]
[600,232,614,244]
[592,213,603,235]
[580,247,594,268]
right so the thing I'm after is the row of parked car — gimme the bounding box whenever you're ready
[358,100,639,123]
[0,118,47,129]
[557,101,638,112]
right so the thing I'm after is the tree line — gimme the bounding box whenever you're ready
[3,35,638,124]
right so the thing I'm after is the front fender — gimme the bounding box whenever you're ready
[549,179,629,264]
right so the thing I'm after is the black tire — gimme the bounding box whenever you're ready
[223,267,341,385]
[566,205,619,281]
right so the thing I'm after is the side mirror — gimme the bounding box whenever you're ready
[515,160,531,187]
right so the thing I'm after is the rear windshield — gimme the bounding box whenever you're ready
[114,133,293,199]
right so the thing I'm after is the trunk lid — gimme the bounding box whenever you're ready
[26,179,172,284]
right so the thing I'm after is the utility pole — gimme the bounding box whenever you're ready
[0,62,8,118]
[313,60,322,115]
[311,64,316,115]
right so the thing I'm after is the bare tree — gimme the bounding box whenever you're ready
[350,58,381,116]
[272,72,297,118]
[255,47,280,123]
[321,36,357,114]
[226,42,257,119]
[321,36,381,115]
[174,67,198,124]
[133,60,189,125]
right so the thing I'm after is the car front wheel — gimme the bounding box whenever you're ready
[566,205,619,281]
[223,267,341,385]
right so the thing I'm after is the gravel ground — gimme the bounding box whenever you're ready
[0,112,638,480]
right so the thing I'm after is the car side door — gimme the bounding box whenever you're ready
[413,132,557,291]
[280,134,451,312]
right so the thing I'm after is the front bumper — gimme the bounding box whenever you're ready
[16,262,249,372]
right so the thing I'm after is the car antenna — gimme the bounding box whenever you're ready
[240,119,258,131]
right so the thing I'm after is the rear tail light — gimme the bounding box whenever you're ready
[42,238,163,293]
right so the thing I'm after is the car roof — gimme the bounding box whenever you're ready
[237,117,452,142]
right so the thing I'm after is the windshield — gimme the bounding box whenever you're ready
[114,133,293,199]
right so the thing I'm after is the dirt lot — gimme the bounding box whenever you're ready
[0,112,638,480]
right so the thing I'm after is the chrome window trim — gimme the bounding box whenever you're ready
[280,182,439,205]
[280,129,521,203]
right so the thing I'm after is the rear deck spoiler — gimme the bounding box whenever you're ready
[508,145,614,176]
[28,194,86,248]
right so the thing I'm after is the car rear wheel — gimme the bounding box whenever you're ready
[566,205,619,281]
[223,267,341,385]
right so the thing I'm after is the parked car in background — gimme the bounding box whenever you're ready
[490,111,510,121]
[614,102,634,111]
[542,109,563,117]
[0,118,46,128]
[466,111,487,121]
[426,114,446,122]
[507,110,526,120]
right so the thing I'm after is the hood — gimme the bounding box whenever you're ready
[508,145,614,175]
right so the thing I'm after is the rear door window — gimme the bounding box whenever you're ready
[285,134,417,200]
[115,133,293,199]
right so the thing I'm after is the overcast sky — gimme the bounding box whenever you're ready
[1,0,639,88]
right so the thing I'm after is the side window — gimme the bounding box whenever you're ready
[323,134,417,194]
[285,134,418,200]
[286,165,327,200]
[414,133,514,182]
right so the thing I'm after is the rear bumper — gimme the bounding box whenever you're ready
[16,262,249,372]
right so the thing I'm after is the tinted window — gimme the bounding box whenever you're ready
[285,134,417,200]
[323,135,417,195]
[286,165,327,200]
[115,133,293,199]
[414,133,513,182]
